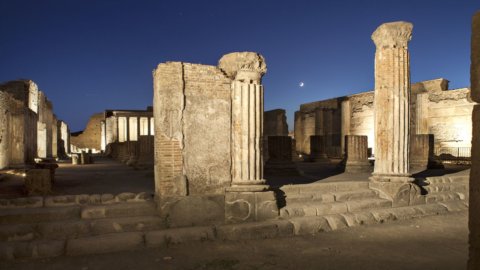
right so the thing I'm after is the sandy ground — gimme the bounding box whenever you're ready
[1,211,468,270]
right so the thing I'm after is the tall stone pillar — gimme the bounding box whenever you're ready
[345,135,370,173]
[219,52,278,223]
[229,70,266,191]
[469,10,480,270]
[341,100,351,156]
[370,21,413,182]
[369,21,419,206]
[410,134,432,171]
[0,91,10,169]
[310,135,329,163]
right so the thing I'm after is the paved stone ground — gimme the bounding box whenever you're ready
[0,157,154,198]
[1,211,467,270]
[0,157,469,197]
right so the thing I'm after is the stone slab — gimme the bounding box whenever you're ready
[66,232,144,256]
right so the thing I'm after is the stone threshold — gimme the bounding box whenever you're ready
[0,200,467,261]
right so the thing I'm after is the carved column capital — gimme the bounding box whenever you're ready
[218,52,267,84]
[372,21,413,49]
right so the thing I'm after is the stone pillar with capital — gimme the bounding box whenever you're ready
[218,52,278,223]
[369,22,421,206]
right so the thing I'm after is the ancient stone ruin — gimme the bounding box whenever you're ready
[469,10,480,270]
[0,80,70,169]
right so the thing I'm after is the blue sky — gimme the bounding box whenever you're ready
[0,0,478,131]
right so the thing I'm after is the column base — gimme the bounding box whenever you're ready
[227,179,268,192]
[369,174,423,207]
[225,189,279,224]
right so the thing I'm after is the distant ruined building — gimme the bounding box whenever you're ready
[0,80,70,170]
[294,78,474,161]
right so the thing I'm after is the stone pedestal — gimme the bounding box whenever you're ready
[71,154,79,165]
[370,21,414,184]
[345,135,371,173]
[410,134,433,171]
[310,135,329,163]
[25,169,52,195]
[264,136,298,176]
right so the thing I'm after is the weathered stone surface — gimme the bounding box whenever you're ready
[470,11,480,270]
[0,240,65,260]
[370,21,413,183]
[37,220,91,240]
[25,169,52,195]
[0,196,43,209]
[70,112,103,152]
[158,195,224,228]
[66,232,144,256]
[216,220,293,240]
[410,134,433,171]
[218,52,267,82]
[90,216,164,235]
[264,109,288,137]
[0,206,80,225]
[225,191,278,224]
[369,182,420,207]
[153,60,232,196]
[344,135,371,173]
[145,226,215,248]
[81,202,156,219]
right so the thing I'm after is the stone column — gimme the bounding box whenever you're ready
[264,136,297,176]
[341,100,351,157]
[310,135,329,163]
[100,120,106,152]
[229,71,266,191]
[345,135,370,173]
[219,52,278,223]
[369,21,419,206]
[469,10,480,270]
[294,111,303,155]
[370,21,413,183]
[0,91,10,169]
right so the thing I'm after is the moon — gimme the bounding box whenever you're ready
[299,82,304,87]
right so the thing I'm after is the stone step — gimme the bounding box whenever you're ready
[80,201,157,219]
[424,182,468,193]
[425,175,469,185]
[281,181,370,195]
[425,191,466,203]
[0,206,81,225]
[0,215,164,242]
[280,198,392,218]
[284,189,378,204]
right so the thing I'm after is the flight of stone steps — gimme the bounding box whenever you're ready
[0,192,164,260]
[423,173,469,203]
[279,181,392,218]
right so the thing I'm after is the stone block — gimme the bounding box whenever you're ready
[25,169,52,195]
[0,196,43,209]
[90,216,164,235]
[81,202,156,219]
[0,206,80,225]
[37,220,91,240]
[225,191,278,224]
[0,240,65,260]
[145,226,215,248]
[289,216,332,235]
[0,224,35,241]
[158,195,224,228]
[369,181,419,207]
[66,232,144,256]
[216,220,293,240]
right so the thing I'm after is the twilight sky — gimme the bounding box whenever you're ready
[0,0,478,132]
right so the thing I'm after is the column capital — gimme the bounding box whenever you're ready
[218,52,267,84]
[372,21,413,49]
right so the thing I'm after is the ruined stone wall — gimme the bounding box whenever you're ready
[294,79,475,157]
[264,109,288,136]
[70,112,103,152]
[0,91,12,169]
[153,62,232,196]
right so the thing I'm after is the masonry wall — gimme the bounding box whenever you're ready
[70,112,103,152]
[294,78,475,157]
[153,62,232,196]
[264,109,288,136]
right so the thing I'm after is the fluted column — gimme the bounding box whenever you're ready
[230,70,266,191]
[370,21,414,183]
[0,91,10,169]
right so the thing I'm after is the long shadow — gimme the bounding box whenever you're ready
[412,164,470,195]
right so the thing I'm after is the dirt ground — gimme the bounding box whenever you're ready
[1,211,468,270]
